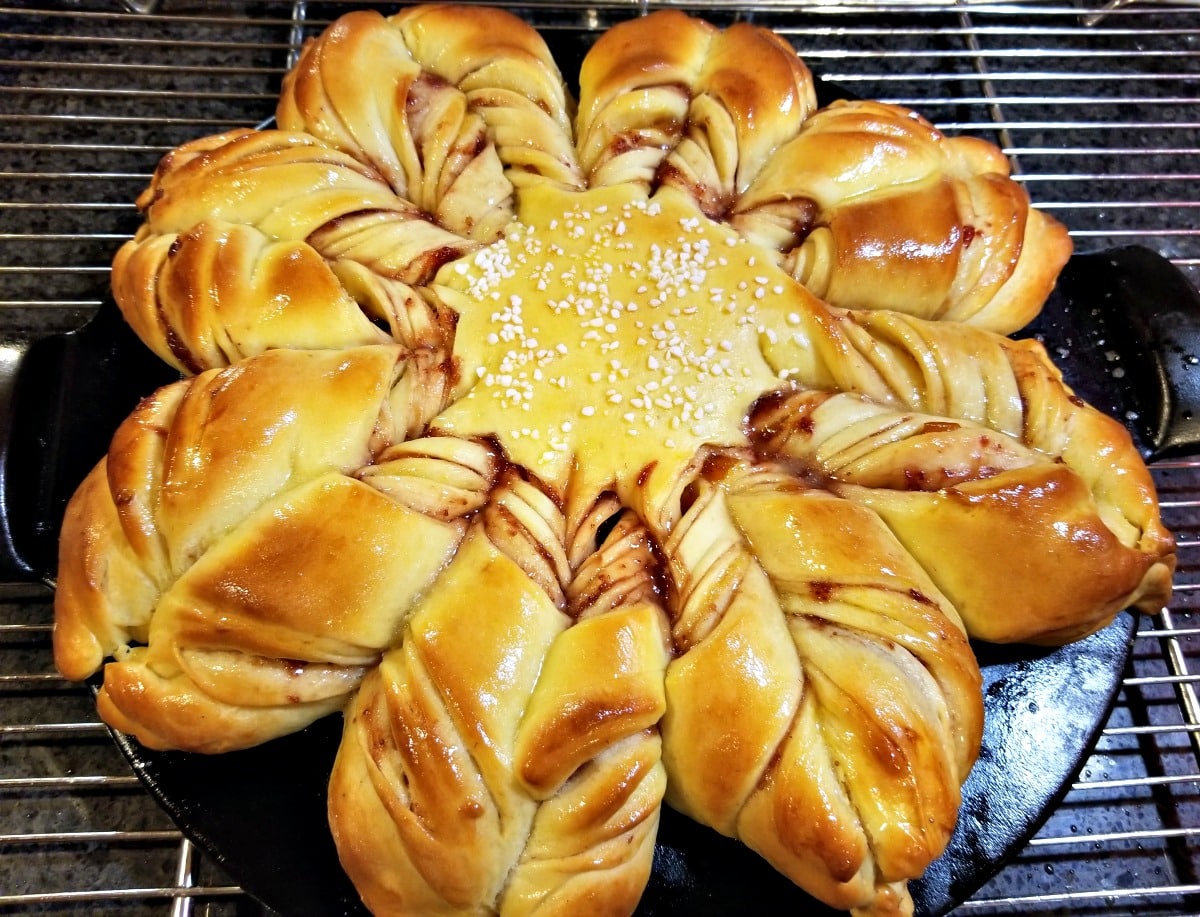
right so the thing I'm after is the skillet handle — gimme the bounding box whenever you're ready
[0,337,36,580]
[1021,245,1200,462]
[2,302,177,581]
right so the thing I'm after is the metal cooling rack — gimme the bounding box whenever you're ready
[2,0,1200,914]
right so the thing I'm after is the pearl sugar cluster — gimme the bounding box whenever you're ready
[432,185,786,477]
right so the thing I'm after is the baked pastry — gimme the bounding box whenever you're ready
[54,345,465,751]
[56,6,1175,917]
[733,100,1071,332]
[662,460,982,913]
[330,488,670,916]
[110,129,463,373]
[750,308,1175,645]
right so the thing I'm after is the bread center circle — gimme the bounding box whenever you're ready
[431,183,791,494]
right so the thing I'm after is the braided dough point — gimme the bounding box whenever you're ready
[54,346,480,752]
[754,302,1175,643]
[113,129,466,373]
[577,10,817,209]
[279,5,583,231]
[330,487,669,916]
[389,4,582,190]
[661,466,982,917]
[734,101,1072,333]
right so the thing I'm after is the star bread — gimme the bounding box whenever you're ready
[55,6,1175,917]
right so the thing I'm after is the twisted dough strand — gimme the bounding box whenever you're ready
[660,461,981,917]
[484,472,572,610]
[279,5,584,239]
[278,10,512,240]
[359,435,500,521]
[113,129,473,372]
[751,305,1175,642]
[566,508,663,619]
[505,508,669,916]
[54,347,477,753]
[391,4,583,193]
[330,519,566,915]
[575,11,711,191]
[576,11,816,212]
[330,477,669,916]
[277,12,432,207]
[734,101,1071,333]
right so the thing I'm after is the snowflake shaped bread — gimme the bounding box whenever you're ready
[55,7,1175,917]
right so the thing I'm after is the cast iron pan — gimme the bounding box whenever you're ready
[0,250,1183,917]
[4,78,1200,917]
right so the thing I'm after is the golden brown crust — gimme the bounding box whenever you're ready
[54,461,159,682]
[278,5,582,225]
[660,466,982,915]
[54,347,478,752]
[388,4,581,190]
[735,100,1072,333]
[752,312,1176,643]
[577,11,816,213]
[329,487,669,917]
[575,11,713,190]
[113,129,466,373]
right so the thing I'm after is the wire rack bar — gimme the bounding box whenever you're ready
[0,887,245,906]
